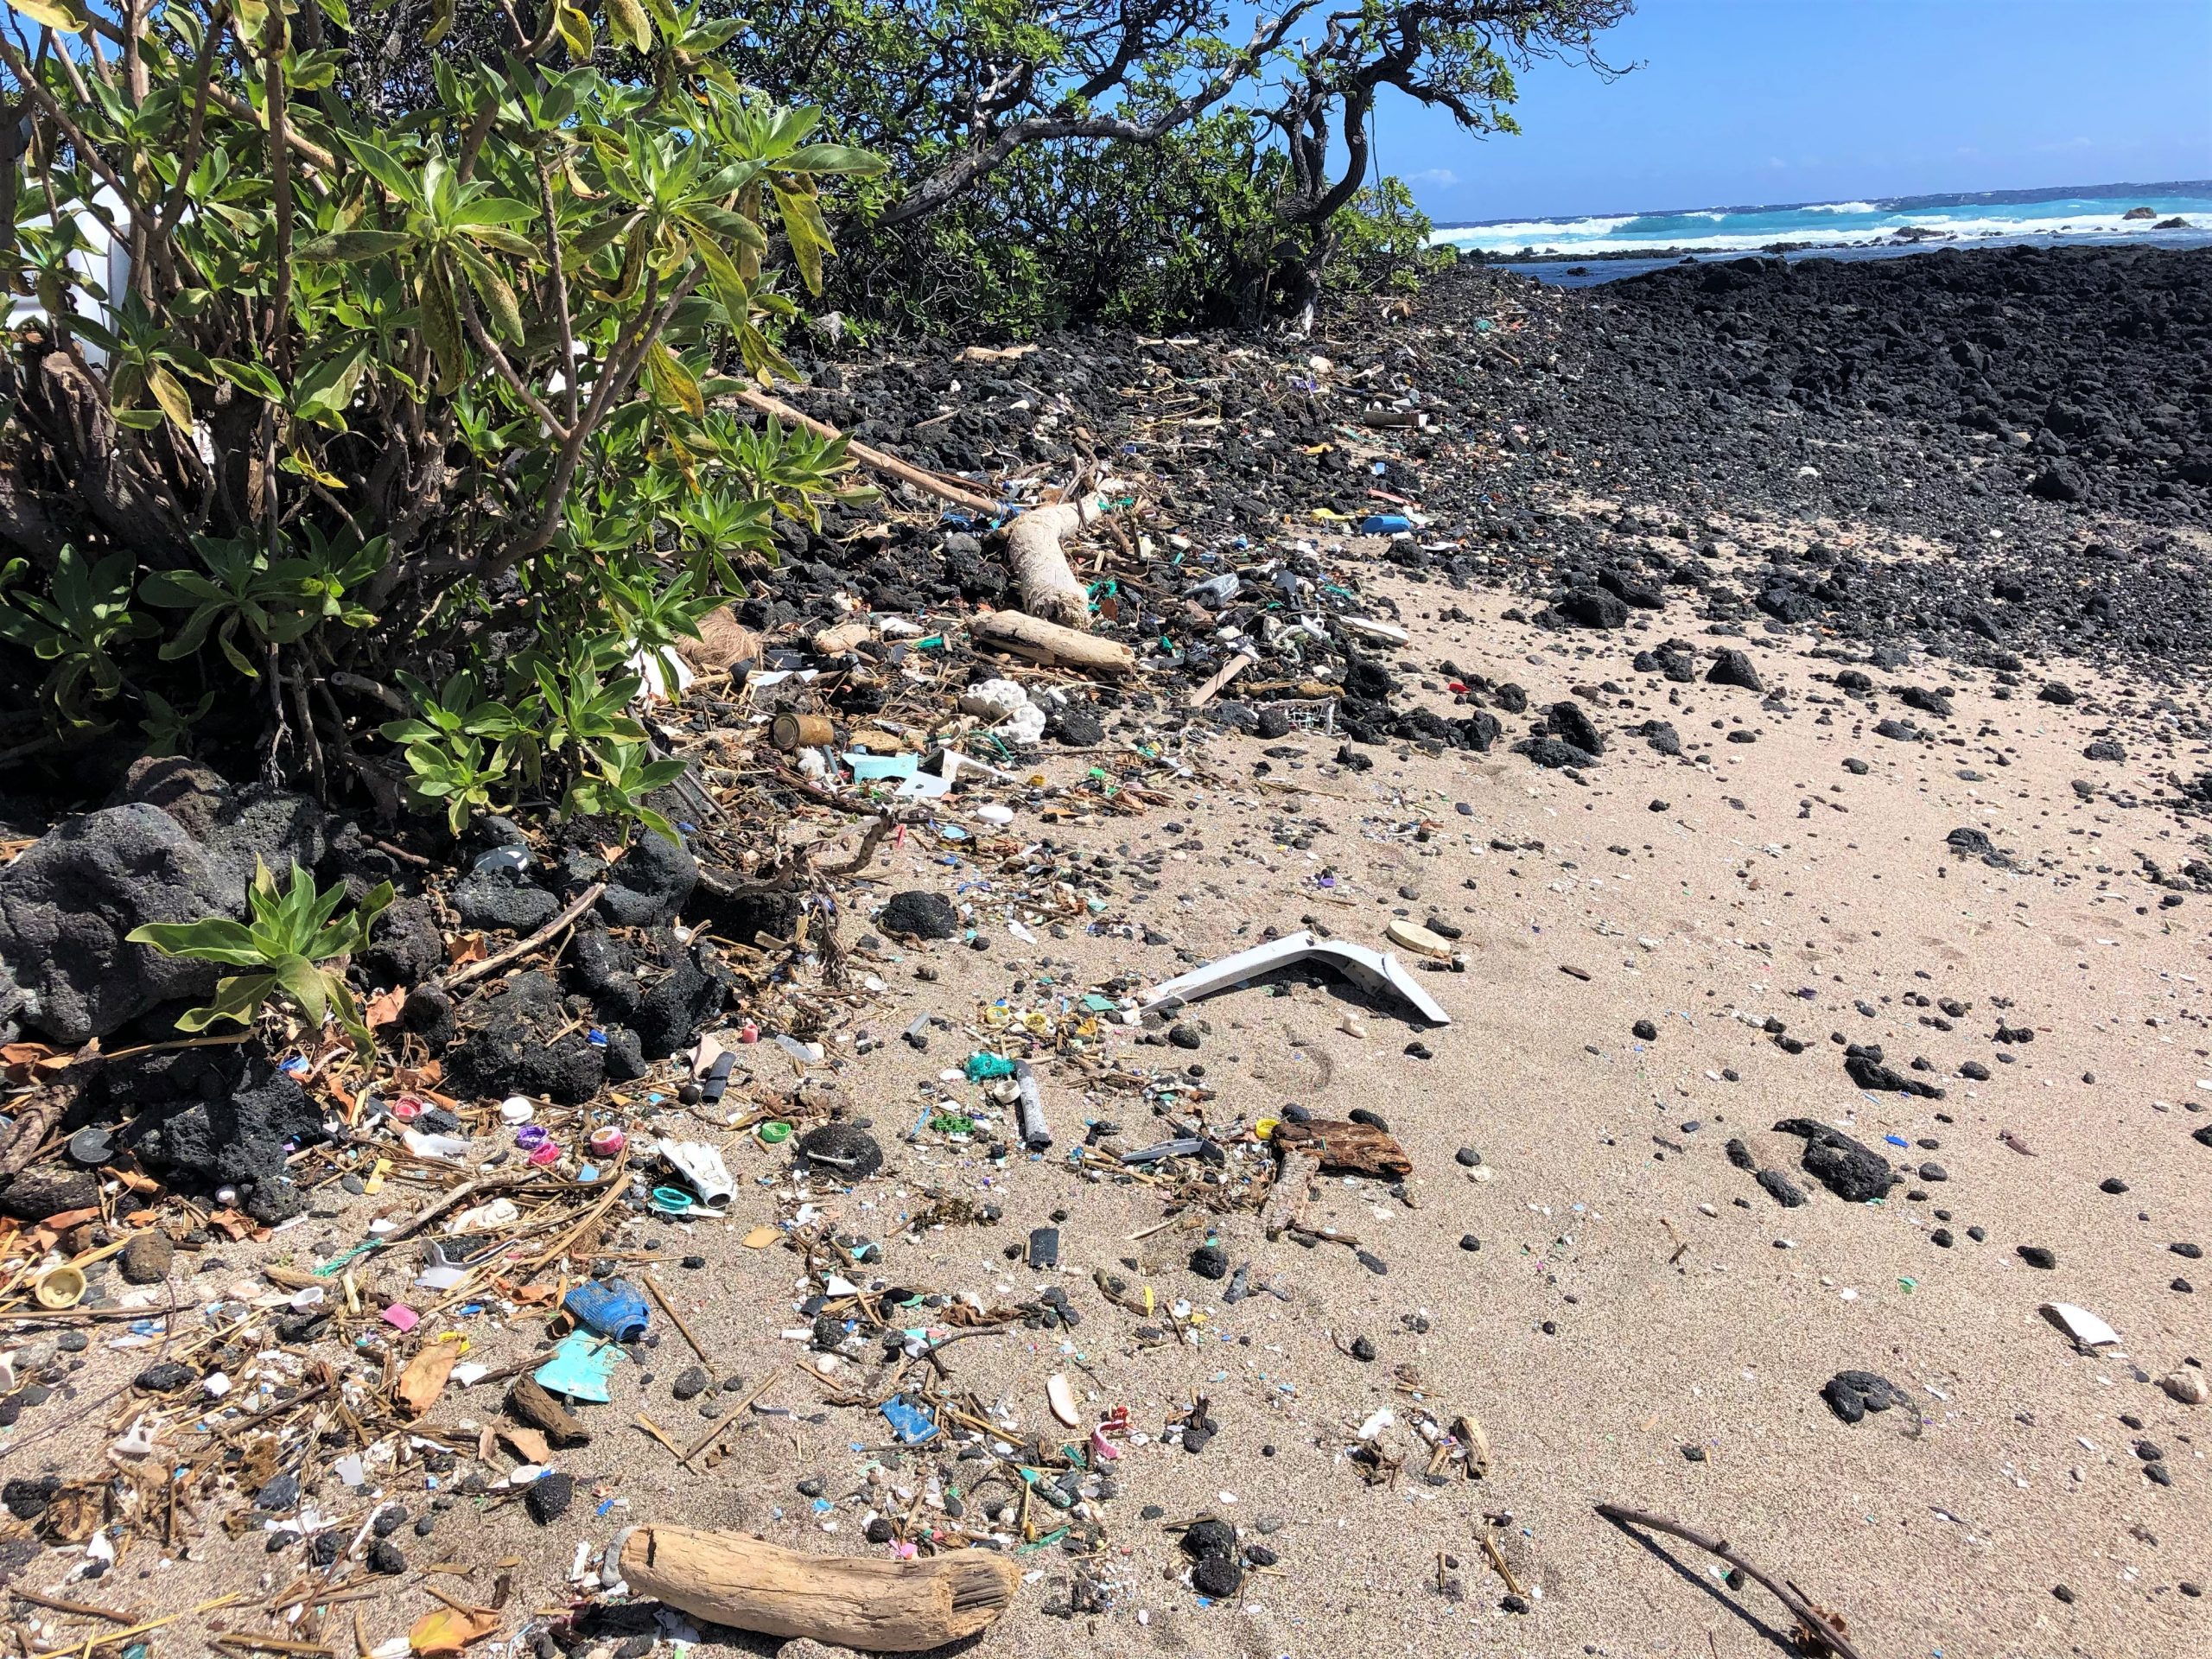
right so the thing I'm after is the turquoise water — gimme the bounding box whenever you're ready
[1433,182,2212,259]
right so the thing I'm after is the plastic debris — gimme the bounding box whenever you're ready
[563,1278,650,1343]
[1139,929,1451,1026]
[657,1137,737,1208]
[534,1331,625,1403]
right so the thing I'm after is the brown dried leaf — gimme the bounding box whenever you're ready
[395,1342,461,1418]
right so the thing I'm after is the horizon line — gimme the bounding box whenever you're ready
[1430,178,2212,231]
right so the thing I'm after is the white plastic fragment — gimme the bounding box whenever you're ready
[656,1138,736,1209]
[1141,930,1450,1026]
[1046,1373,1080,1428]
[2041,1301,2120,1349]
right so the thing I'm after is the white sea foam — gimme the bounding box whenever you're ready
[1432,194,2209,256]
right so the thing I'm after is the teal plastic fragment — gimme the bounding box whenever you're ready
[964,1052,1017,1081]
[533,1331,623,1404]
[845,753,918,782]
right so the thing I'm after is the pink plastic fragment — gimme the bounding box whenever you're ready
[382,1304,420,1332]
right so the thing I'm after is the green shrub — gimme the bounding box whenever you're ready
[0,0,880,824]
[128,860,395,1057]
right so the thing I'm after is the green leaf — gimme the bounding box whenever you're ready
[147,364,196,434]
[292,343,370,425]
[212,356,286,404]
[125,917,267,966]
[273,956,331,1028]
[11,0,89,32]
[338,136,420,205]
[295,229,411,262]
[423,0,454,45]
[643,340,703,418]
[553,0,594,62]
[606,0,652,51]
[779,144,887,178]
[174,971,278,1033]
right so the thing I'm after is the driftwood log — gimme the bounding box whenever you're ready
[969,608,1135,677]
[1271,1116,1412,1179]
[1001,493,1103,626]
[618,1525,1018,1652]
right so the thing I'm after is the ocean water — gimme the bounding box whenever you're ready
[1433,181,2212,286]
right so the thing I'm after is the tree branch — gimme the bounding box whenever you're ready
[1593,1503,1865,1659]
[872,3,1319,229]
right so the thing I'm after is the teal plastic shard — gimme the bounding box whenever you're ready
[534,1331,622,1403]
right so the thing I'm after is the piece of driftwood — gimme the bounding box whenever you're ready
[1594,1503,1864,1659]
[1187,651,1255,709]
[1259,1147,1319,1239]
[617,1525,1018,1652]
[1002,493,1103,626]
[442,882,605,990]
[1271,1117,1412,1179]
[969,608,1135,677]
[506,1376,590,1447]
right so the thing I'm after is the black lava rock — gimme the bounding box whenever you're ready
[524,1471,575,1525]
[1821,1370,1907,1424]
[879,890,958,939]
[1773,1118,1898,1202]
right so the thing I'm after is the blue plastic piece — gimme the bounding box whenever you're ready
[1359,513,1414,535]
[880,1395,938,1445]
[533,1331,624,1403]
[563,1277,649,1343]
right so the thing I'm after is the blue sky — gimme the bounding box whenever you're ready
[1378,0,2212,224]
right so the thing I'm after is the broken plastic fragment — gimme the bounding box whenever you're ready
[534,1331,624,1403]
[2040,1301,2120,1350]
[1140,930,1450,1026]
[880,1395,938,1444]
[1046,1374,1080,1428]
[656,1137,736,1209]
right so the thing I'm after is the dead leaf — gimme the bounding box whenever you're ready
[395,1343,461,1417]
[445,933,487,967]
[0,1040,73,1082]
[206,1208,257,1241]
[499,1426,551,1464]
[409,1604,500,1656]
[365,986,407,1028]
[492,1275,559,1306]
[39,1205,102,1233]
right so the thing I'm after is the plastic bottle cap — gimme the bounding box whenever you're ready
[499,1097,536,1124]
[526,1141,563,1166]
[588,1128,626,1156]
[756,1121,792,1145]
[515,1124,550,1150]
